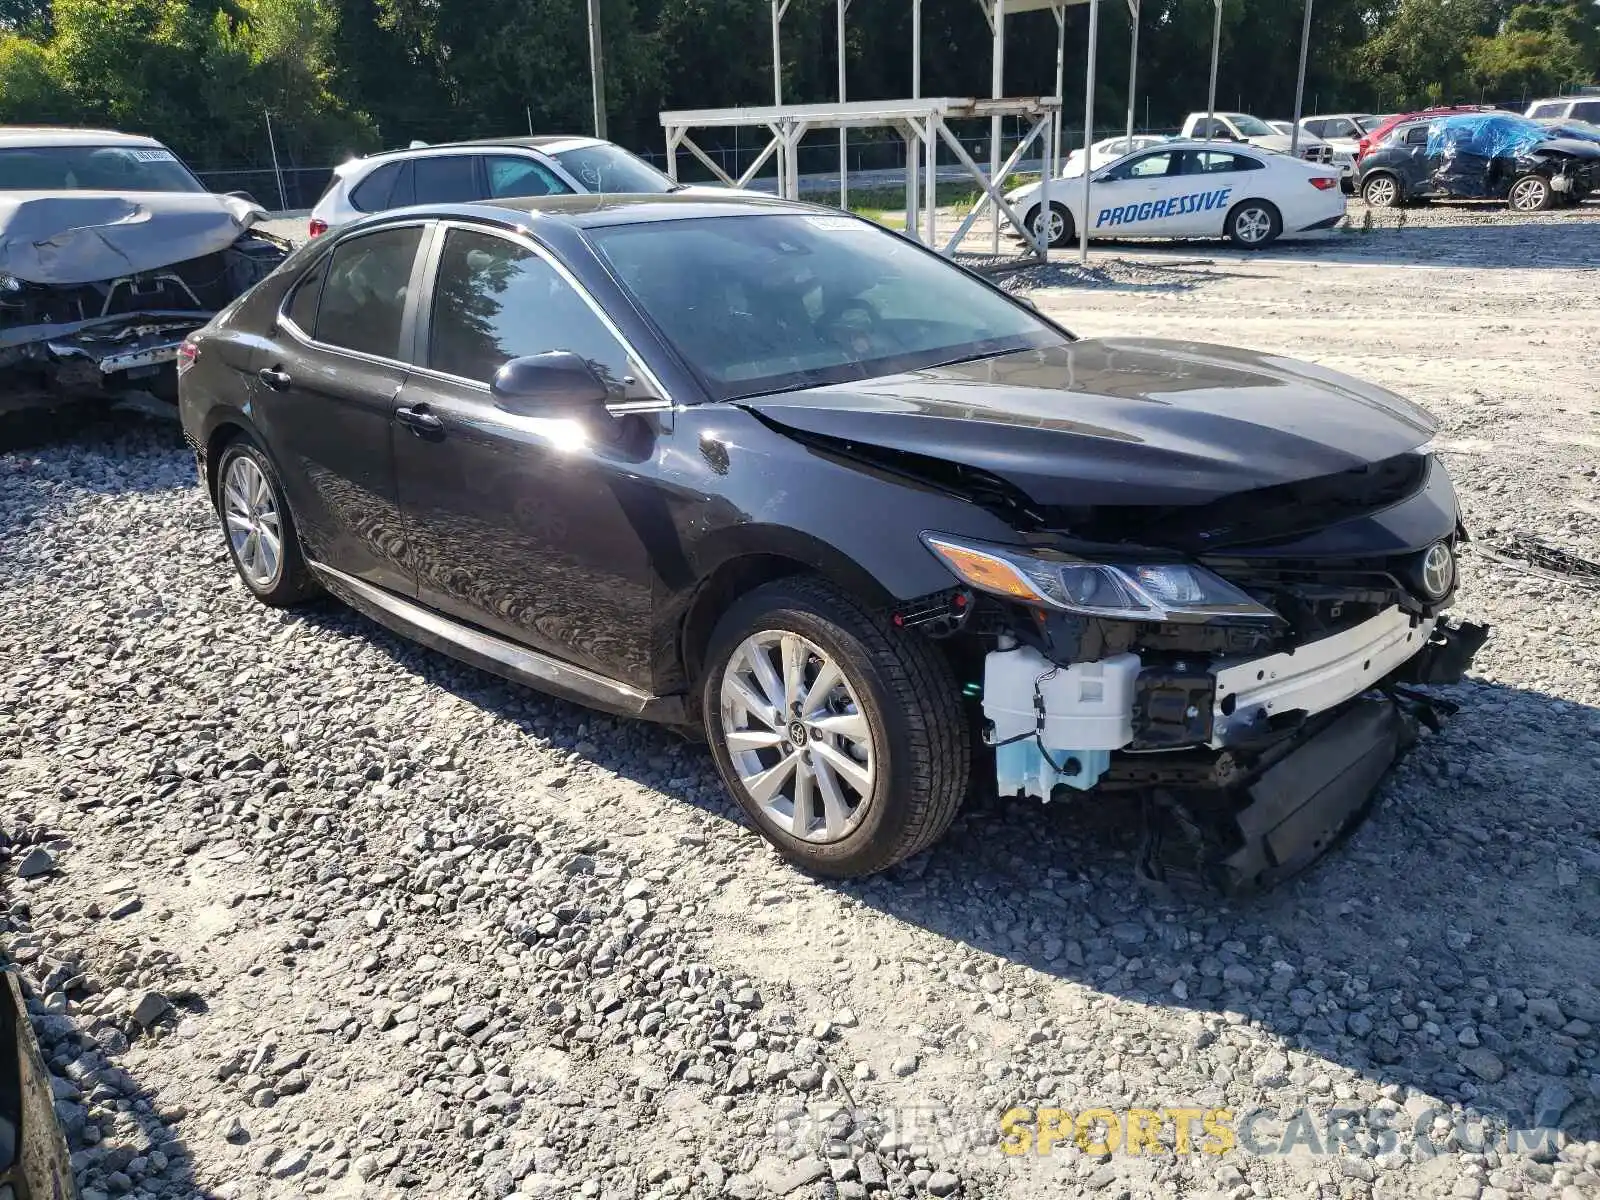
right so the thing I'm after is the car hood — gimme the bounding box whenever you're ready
[737,338,1438,508]
[0,190,264,286]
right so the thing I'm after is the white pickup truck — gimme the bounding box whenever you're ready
[1180,112,1336,167]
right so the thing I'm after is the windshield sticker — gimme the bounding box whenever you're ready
[803,215,867,231]
[1095,186,1232,227]
[129,149,178,162]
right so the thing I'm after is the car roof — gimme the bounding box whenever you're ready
[0,126,167,149]
[359,135,603,163]
[350,191,817,232]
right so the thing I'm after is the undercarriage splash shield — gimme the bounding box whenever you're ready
[1216,697,1409,893]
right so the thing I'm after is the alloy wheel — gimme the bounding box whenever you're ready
[1364,177,1397,208]
[1234,206,1273,244]
[222,455,283,589]
[719,631,876,844]
[1510,177,1548,211]
[1032,206,1066,246]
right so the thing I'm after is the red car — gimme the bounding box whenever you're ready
[1356,106,1500,162]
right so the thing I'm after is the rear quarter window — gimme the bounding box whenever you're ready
[349,161,403,212]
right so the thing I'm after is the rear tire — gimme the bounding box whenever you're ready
[1026,201,1074,249]
[1507,174,1553,212]
[701,577,970,878]
[1361,173,1401,209]
[1225,199,1282,249]
[214,435,321,608]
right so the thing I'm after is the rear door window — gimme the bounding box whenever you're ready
[484,154,571,199]
[313,226,424,359]
[1403,126,1430,146]
[412,156,481,204]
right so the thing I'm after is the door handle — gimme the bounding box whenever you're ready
[396,404,445,437]
[258,367,292,391]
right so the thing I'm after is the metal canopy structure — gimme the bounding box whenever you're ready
[660,96,1061,261]
[661,0,1143,263]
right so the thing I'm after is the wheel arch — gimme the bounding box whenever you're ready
[675,528,901,693]
[199,410,268,506]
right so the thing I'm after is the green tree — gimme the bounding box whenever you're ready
[1359,0,1495,108]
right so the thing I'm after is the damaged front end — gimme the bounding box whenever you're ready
[0,193,287,415]
[910,453,1489,894]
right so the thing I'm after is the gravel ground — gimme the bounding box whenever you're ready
[3,203,1599,1200]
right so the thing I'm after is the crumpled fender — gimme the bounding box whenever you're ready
[0,190,264,286]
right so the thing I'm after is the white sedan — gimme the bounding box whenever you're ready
[1005,140,1345,250]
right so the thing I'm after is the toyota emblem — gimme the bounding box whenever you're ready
[1420,542,1455,599]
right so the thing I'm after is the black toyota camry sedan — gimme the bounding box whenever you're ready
[178,192,1486,889]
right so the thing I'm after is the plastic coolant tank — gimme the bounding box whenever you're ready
[983,646,1140,797]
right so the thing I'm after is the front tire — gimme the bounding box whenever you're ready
[1026,201,1074,249]
[1225,199,1282,249]
[215,435,320,607]
[701,577,970,877]
[1508,174,1553,212]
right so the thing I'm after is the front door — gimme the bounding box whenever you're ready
[255,223,427,594]
[1088,149,1196,238]
[1395,123,1436,193]
[392,223,669,690]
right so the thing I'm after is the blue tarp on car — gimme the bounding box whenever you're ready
[1425,113,1551,159]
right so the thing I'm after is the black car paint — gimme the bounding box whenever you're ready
[181,194,1460,720]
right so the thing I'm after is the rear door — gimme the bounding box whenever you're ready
[1168,149,1264,235]
[256,222,430,594]
[390,222,669,689]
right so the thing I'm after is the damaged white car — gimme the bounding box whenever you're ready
[0,128,288,415]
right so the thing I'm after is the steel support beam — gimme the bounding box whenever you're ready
[1125,0,1139,143]
[587,0,606,140]
[1079,0,1098,262]
[1204,0,1221,144]
[1290,0,1313,155]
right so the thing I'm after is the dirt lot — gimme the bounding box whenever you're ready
[2,203,1599,1200]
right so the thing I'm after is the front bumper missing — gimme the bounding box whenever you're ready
[1211,606,1435,747]
[1213,695,1408,891]
[983,605,1490,892]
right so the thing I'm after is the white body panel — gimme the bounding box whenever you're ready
[1006,140,1344,243]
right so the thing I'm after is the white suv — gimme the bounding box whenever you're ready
[309,136,696,237]
[1525,96,1600,124]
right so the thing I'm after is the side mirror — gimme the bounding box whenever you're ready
[491,351,611,412]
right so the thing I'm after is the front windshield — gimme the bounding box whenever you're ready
[0,144,205,192]
[553,143,677,194]
[589,213,1066,401]
[1226,114,1278,137]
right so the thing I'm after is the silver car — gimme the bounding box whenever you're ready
[308,136,698,238]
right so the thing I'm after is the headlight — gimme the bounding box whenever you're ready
[922,533,1279,622]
